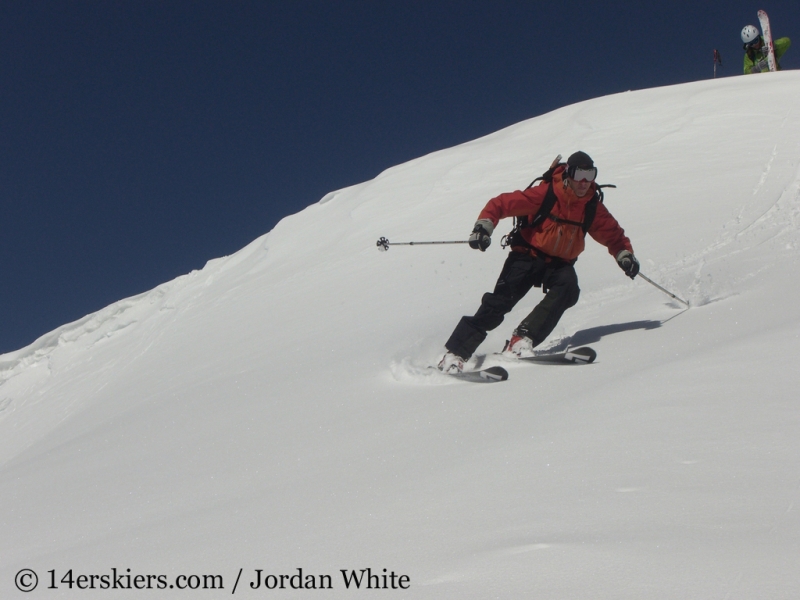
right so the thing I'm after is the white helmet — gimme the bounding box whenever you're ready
[741,25,760,45]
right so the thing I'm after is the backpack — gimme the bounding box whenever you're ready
[500,155,616,250]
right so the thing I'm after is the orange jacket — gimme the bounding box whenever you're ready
[478,167,633,262]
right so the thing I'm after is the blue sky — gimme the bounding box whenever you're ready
[1,0,798,353]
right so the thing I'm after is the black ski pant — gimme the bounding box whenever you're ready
[444,251,580,359]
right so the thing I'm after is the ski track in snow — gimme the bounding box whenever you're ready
[3,73,800,599]
[670,130,800,307]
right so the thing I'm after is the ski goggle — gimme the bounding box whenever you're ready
[745,37,762,49]
[569,166,597,182]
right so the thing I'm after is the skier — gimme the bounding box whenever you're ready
[438,151,639,373]
[741,24,791,73]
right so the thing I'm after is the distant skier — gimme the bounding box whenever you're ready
[741,24,791,73]
[437,151,639,373]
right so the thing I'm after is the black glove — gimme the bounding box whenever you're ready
[468,219,494,252]
[616,250,640,279]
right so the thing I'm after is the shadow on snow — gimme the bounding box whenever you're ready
[549,319,663,352]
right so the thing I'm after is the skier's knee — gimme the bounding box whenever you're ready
[479,291,518,316]
[566,284,580,308]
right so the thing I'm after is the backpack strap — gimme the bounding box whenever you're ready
[500,181,615,250]
[500,154,616,248]
[583,184,614,233]
[501,181,557,249]
[547,184,611,234]
[531,181,559,228]
[542,190,597,232]
[506,159,565,242]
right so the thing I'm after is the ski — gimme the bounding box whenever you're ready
[757,10,777,72]
[511,346,597,365]
[439,365,509,383]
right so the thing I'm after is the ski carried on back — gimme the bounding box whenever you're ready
[501,346,597,365]
[757,10,777,72]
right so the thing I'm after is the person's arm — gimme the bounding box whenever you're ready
[588,203,639,278]
[477,186,546,227]
[774,37,791,62]
[743,50,768,74]
[587,202,632,258]
[468,186,547,251]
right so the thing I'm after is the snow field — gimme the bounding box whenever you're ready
[2,72,800,598]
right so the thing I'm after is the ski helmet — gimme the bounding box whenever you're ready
[741,25,760,45]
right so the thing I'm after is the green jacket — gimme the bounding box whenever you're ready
[744,37,791,74]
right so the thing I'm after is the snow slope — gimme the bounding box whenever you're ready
[2,72,800,599]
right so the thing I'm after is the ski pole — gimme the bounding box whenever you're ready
[713,49,722,78]
[376,237,469,252]
[638,272,690,307]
